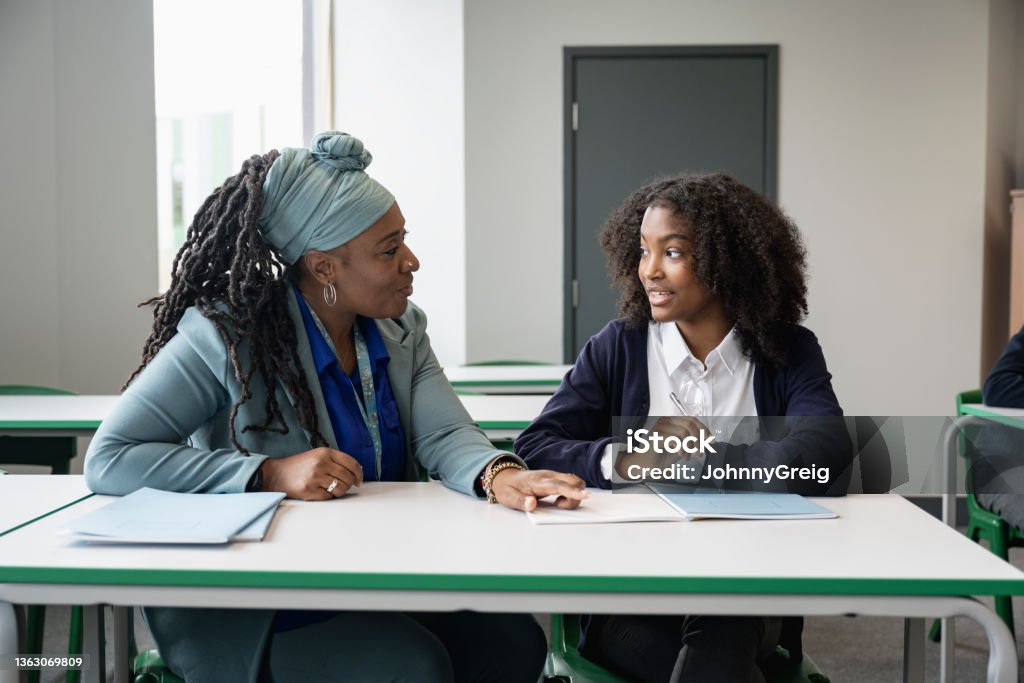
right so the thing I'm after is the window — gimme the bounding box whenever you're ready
[153,0,305,291]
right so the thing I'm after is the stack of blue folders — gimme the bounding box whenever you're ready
[64,487,286,544]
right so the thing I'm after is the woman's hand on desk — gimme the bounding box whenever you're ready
[491,469,588,512]
[259,448,364,500]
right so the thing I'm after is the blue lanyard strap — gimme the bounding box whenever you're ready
[349,322,383,479]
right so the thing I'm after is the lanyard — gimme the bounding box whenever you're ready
[347,322,383,479]
[306,307,384,479]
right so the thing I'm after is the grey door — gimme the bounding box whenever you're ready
[564,46,778,359]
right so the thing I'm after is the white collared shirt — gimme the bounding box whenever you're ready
[599,321,758,481]
[647,321,756,418]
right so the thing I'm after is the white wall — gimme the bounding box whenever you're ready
[0,0,157,395]
[330,0,466,366]
[1,0,60,387]
[465,0,994,415]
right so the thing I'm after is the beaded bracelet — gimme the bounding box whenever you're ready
[483,460,527,504]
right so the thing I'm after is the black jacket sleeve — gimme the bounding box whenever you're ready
[515,323,622,488]
[984,326,1024,408]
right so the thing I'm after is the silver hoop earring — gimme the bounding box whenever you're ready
[323,282,337,307]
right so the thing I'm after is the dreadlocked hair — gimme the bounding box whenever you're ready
[599,172,808,369]
[126,150,328,453]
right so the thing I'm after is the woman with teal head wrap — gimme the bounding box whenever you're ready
[85,132,586,682]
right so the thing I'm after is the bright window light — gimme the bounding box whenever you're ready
[153,0,304,291]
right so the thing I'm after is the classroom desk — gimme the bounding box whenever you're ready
[0,396,118,438]
[0,475,91,536]
[0,480,1022,683]
[961,403,1024,428]
[0,393,550,441]
[444,364,571,394]
[453,394,549,440]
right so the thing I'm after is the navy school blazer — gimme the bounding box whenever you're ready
[516,319,853,496]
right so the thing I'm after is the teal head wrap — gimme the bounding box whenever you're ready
[257,131,395,264]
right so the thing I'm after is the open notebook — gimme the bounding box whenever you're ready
[527,485,836,524]
[63,487,286,544]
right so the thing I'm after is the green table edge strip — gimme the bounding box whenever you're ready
[959,406,1024,429]
[0,420,102,430]
[0,567,1022,596]
[473,420,530,429]
[0,493,95,538]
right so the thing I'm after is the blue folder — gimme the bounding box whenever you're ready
[647,484,837,520]
[65,487,286,544]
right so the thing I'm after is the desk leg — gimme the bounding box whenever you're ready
[902,618,925,683]
[81,606,105,683]
[940,416,988,682]
[0,601,17,683]
[938,597,1015,683]
[940,616,955,683]
[112,607,130,683]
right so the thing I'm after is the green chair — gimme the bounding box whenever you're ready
[133,649,184,683]
[0,385,84,683]
[929,388,1023,643]
[957,389,1023,634]
[543,614,830,683]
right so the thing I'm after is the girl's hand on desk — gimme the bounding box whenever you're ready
[650,416,710,447]
[491,469,588,512]
[613,417,708,480]
[260,448,364,501]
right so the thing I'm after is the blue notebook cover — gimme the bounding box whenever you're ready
[65,487,286,544]
[647,485,837,520]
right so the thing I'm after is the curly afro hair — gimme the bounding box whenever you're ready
[598,172,808,369]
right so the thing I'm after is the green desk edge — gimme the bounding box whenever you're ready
[959,405,1024,430]
[0,565,1021,597]
[0,420,102,430]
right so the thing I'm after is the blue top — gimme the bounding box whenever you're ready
[278,290,411,633]
[294,288,406,481]
[515,319,851,494]
[984,325,1024,407]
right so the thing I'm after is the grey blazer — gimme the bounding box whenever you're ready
[85,296,506,682]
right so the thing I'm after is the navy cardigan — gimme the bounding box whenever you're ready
[985,325,1024,407]
[516,320,852,495]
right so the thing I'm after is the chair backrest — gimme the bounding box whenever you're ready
[957,389,983,412]
[0,384,77,474]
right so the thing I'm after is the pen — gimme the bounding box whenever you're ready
[669,392,686,415]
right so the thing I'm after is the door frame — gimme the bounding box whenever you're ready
[563,45,779,361]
